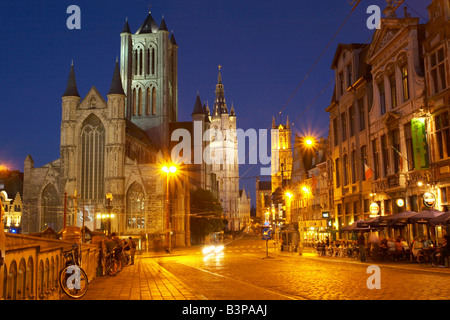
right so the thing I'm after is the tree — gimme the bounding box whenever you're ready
[190,188,226,244]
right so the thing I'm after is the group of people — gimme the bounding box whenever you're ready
[320,232,450,267]
[105,233,137,270]
[316,238,359,258]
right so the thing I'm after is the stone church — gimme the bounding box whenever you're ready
[22,12,250,246]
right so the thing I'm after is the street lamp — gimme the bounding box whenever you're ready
[162,164,177,252]
[105,193,113,234]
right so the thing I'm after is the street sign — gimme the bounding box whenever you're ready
[262,228,272,240]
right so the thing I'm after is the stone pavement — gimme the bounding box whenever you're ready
[61,248,206,300]
[61,242,450,300]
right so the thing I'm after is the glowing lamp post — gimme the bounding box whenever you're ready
[162,165,177,252]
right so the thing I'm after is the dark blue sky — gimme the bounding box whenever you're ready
[0,0,428,204]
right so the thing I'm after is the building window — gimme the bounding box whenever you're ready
[146,88,150,115]
[372,139,380,180]
[381,135,389,177]
[132,88,137,116]
[389,73,397,108]
[435,111,450,159]
[430,48,447,95]
[41,184,59,231]
[80,114,105,201]
[390,129,400,173]
[152,87,157,115]
[137,88,142,115]
[338,71,344,96]
[341,112,347,141]
[358,97,365,132]
[335,158,340,188]
[351,150,356,184]
[349,105,355,137]
[379,81,386,115]
[361,145,367,181]
[404,122,415,170]
[347,64,353,88]
[333,118,339,147]
[401,66,410,101]
[343,154,349,186]
[126,182,145,230]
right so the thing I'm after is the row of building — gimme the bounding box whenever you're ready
[255,0,450,244]
[2,12,251,247]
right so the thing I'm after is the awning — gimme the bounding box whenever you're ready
[430,211,450,226]
[356,217,387,228]
[378,211,418,226]
[341,220,370,232]
[408,209,445,224]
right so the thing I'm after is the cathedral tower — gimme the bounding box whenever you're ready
[120,13,178,151]
[271,116,293,192]
[209,67,240,231]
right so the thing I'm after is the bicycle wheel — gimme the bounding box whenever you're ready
[59,265,89,299]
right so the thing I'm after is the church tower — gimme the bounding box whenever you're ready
[209,67,240,231]
[271,116,293,192]
[120,13,178,151]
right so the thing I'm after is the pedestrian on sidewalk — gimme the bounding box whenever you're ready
[357,232,366,262]
[128,237,136,265]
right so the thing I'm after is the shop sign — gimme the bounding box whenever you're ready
[423,192,436,208]
[369,202,379,216]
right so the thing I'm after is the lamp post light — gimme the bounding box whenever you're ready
[105,193,113,235]
[162,164,177,252]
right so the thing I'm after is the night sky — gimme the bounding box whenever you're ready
[0,0,428,204]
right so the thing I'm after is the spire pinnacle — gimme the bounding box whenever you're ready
[108,60,125,95]
[62,61,80,98]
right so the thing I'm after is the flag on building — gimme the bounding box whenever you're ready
[364,163,373,180]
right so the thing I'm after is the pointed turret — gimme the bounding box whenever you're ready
[191,93,204,116]
[62,61,80,98]
[159,16,168,31]
[213,65,228,114]
[272,116,276,129]
[230,103,236,117]
[170,32,178,46]
[108,60,125,95]
[136,13,159,34]
[122,18,131,34]
[286,115,290,129]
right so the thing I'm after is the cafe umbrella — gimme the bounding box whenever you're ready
[408,209,444,246]
[430,211,450,227]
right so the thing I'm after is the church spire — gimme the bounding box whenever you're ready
[191,92,204,116]
[62,61,80,98]
[108,60,125,95]
[214,65,227,114]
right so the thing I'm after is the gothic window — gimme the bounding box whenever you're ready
[151,48,155,74]
[139,49,143,76]
[152,87,156,115]
[146,48,150,75]
[138,88,142,115]
[132,88,137,116]
[133,50,137,76]
[41,184,59,231]
[126,182,145,230]
[80,114,105,201]
[146,87,150,115]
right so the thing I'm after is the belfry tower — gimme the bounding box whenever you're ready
[120,13,178,150]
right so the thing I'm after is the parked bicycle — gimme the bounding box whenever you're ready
[105,248,119,276]
[59,244,89,299]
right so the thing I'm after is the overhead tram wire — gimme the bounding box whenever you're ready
[275,0,362,120]
[240,0,363,180]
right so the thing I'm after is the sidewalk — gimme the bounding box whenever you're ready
[61,251,206,300]
[276,247,450,275]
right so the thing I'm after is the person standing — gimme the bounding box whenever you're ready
[128,237,136,265]
[357,232,366,262]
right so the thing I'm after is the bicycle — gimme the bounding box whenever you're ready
[59,244,89,299]
[105,249,119,276]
